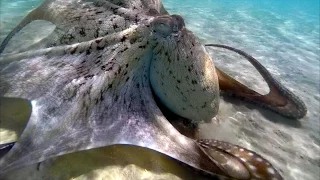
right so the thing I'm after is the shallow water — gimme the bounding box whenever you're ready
[162,1,320,180]
[0,0,319,180]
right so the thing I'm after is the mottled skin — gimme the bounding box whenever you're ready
[0,0,306,179]
[150,16,219,123]
[0,0,168,53]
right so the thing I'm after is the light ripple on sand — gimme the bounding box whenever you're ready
[0,0,319,180]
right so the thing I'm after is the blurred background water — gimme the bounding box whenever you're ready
[0,0,319,180]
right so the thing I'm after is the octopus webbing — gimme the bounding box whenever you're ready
[0,0,307,179]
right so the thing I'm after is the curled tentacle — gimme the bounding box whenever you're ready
[196,139,283,180]
[0,1,288,179]
[205,44,307,119]
[0,139,282,180]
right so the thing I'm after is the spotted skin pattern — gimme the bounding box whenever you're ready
[0,0,168,53]
[0,0,303,179]
[197,140,283,180]
[150,16,219,123]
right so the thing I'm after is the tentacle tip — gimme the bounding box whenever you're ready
[196,139,283,180]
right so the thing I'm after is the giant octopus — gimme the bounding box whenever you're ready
[0,0,307,179]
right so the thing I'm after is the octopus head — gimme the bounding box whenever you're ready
[149,15,220,123]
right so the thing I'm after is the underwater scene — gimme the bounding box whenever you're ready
[0,0,319,180]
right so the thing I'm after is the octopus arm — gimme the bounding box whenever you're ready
[205,44,307,119]
[197,139,283,180]
[0,30,226,179]
[0,1,285,179]
[0,0,165,54]
[0,32,282,180]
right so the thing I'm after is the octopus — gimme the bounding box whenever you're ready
[0,0,307,179]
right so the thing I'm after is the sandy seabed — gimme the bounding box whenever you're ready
[0,0,319,180]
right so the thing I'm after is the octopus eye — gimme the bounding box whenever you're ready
[151,15,185,37]
[151,17,173,37]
